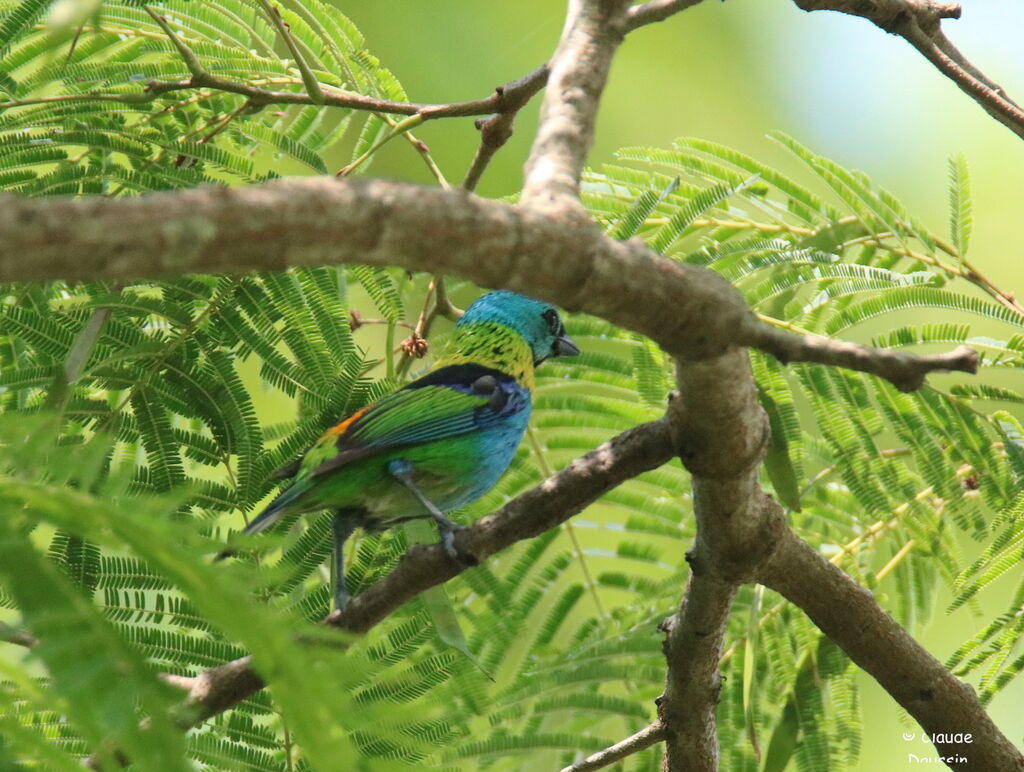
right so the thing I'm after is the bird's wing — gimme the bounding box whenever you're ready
[299,363,529,479]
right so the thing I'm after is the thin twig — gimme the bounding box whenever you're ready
[143,7,204,79]
[336,114,424,176]
[197,100,253,145]
[3,0,705,129]
[462,109,520,192]
[903,20,1024,142]
[0,621,38,648]
[395,274,463,378]
[527,426,606,618]
[257,0,325,104]
[626,0,706,30]
[559,722,666,771]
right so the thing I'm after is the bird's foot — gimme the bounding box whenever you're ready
[334,587,351,613]
[436,520,478,566]
[436,520,462,561]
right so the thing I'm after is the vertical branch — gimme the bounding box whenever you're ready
[520,0,632,214]
[659,574,737,770]
[659,349,780,771]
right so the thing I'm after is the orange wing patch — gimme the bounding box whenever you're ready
[323,406,370,438]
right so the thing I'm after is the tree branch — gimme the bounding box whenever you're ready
[742,325,979,392]
[658,348,782,771]
[0,178,974,391]
[172,419,674,724]
[657,343,1022,770]
[521,0,632,212]
[659,573,736,771]
[792,0,1024,142]
[558,721,666,772]
[756,526,1024,771]
[626,0,706,31]
[0,621,37,648]
[256,0,325,104]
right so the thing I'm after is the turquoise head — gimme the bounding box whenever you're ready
[457,291,579,366]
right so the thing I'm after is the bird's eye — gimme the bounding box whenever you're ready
[542,308,562,335]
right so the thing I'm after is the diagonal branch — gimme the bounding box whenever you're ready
[558,721,666,772]
[2,1,703,126]
[171,419,674,724]
[757,525,1024,771]
[0,621,37,648]
[256,0,325,104]
[792,0,1024,142]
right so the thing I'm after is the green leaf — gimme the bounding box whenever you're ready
[0,0,50,56]
[0,512,191,771]
[948,153,972,257]
[608,176,679,240]
[758,387,802,512]
[761,693,799,772]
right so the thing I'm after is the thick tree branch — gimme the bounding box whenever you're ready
[172,420,674,724]
[659,574,736,771]
[0,178,974,391]
[659,349,783,771]
[659,344,1022,770]
[558,721,666,772]
[792,0,1024,142]
[757,527,1024,771]
[521,0,632,212]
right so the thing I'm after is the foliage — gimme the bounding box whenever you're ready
[1,2,1022,770]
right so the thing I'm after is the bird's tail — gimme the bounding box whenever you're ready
[215,480,311,561]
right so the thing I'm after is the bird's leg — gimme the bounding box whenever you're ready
[331,512,357,612]
[387,460,461,560]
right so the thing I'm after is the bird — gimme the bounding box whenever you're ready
[221,290,579,611]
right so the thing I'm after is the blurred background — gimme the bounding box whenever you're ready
[331,0,1024,768]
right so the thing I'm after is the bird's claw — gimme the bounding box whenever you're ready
[334,588,351,613]
[439,525,459,561]
[437,521,477,565]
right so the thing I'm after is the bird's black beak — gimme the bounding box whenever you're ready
[553,334,580,358]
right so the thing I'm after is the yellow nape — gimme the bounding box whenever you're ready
[437,321,536,389]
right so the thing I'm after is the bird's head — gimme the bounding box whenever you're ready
[458,291,580,366]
